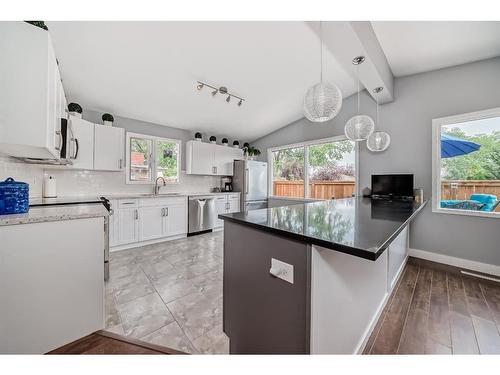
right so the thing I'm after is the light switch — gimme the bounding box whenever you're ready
[269,258,294,284]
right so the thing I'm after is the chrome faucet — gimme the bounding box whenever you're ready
[154,177,166,195]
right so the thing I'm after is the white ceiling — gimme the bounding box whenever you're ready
[372,21,500,77]
[47,21,356,142]
[46,21,500,142]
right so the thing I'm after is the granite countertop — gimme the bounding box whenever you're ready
[0,203,109,226]
[219,197,427,260]
[102,191,241,200]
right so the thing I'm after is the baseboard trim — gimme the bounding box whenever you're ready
[408,248,500,277]
[110,234,187,252]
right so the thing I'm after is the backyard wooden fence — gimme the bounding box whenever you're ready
[273,180,356,199]
[273,180,500,211]
[441,180,500,211]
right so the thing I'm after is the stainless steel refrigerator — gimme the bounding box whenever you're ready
[232,160,268,211]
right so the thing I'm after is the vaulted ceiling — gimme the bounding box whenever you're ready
[46,21,500,142]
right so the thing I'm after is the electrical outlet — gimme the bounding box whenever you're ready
[269,258,294,284]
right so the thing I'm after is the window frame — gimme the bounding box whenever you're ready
[432,106,500,219]
[267,135,359,200]
[125,132,181,185]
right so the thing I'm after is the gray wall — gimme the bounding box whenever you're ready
[83,111,193,170]
[253,57,500,266]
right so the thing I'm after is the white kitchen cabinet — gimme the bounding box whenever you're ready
[164,203,188,236]
[186,141,243,176]
[94,125,125,171]
[214,194,241,228]
[110,196,187,250]
[109,200,119,247]
[0,22,65,159]
[387,227,409,291]
[117,207,139,245]
[69,117,95,170]
[187,141,215,175]
[0,217,104,353]
[139,206,165,241]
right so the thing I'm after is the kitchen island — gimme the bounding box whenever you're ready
[219,197,426,354]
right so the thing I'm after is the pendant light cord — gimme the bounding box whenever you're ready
[320,21,323,83]
[375,93,379,130]
[357,64,360,114]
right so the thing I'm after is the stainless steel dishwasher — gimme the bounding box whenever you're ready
[188,195,216,234]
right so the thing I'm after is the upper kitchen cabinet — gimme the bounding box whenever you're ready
[186,140,243,176]
[94,125,125,171]
[69,117,95,170]
[0,22,66,159]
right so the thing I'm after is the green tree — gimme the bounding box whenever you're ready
[441,128,500,180]
[156,141,179,180]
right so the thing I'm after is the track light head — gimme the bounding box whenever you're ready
[238,99,242,107]
[226,95,231,103]
[197,83,204,90]
[211,89,218,96]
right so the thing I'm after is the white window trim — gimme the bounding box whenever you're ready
[125,132,182,185]
[432,106,500,219]
[267,135,359,200]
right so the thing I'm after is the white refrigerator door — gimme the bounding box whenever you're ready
[245,161,268,201]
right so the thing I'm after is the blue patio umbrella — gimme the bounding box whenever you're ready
[441,133,481,158]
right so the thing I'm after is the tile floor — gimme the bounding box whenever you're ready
[104,231,228,354]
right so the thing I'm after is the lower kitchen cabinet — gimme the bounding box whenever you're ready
[110,196,188,250]
[139,206,164,241]
[117,207,139,245]
[215,194,240,228]
[163,203,187,236]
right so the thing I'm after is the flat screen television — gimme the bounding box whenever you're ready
[371,174,414,199]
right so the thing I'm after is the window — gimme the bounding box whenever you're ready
[269,136,357,200]
[432,107,500,218]
[126,132,181,184]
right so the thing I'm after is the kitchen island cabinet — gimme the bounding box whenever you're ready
[219,197,426,354]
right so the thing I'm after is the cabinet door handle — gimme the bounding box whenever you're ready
[165,207,169,216]
[161,208,164,216]
[119,159,123,169]
[135,209,139,220]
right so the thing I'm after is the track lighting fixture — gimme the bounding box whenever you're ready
[196,81,245,107]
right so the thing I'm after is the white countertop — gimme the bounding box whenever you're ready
[0,203,109,226]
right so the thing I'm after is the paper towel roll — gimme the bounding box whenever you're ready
[43,176,57,198]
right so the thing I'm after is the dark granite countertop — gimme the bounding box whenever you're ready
[219,197,427,260]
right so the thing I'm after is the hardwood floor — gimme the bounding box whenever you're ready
[47,330,186,354]
[364,257,500,354]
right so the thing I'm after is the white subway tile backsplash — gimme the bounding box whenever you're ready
[0,156,219,198]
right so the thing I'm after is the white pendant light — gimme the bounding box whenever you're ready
[303,21,343,123]
[366,87,391,152]
[344,56,374,141]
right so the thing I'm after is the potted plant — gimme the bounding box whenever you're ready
[221,138,229,146]
[102,113,114,126]
[233,140,240,148]
[194,132,202,142]
[209,136,217,144]
[244,145,261,160]
[68,102,83,118]
[25,21,48,31]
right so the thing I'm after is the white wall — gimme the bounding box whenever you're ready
[253,57,500,266]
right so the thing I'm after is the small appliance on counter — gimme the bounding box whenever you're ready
[222,176,233,192]
[0,177,29,215]
[43,175,57,198]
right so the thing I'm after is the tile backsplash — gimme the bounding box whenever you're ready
[0,156,220,198]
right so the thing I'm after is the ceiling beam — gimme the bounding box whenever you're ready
[308,21,394,104]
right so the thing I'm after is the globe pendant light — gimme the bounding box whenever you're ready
[366,87,391,152]
[344,56,374,141]
[303,21,343,123]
